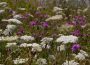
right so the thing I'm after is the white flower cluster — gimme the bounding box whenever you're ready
[3,24,16,36]
[19,43,32,47]
[41,37,53,43]
[6,42,17,47]
[2,19,22,24]
[13,58,28,64]
[53,7,63,12]
[57,44,65,51]
[56,35,78,44]
[20,43,42,52]
[75,50,89,60]
[40,37,53,49]
[13,14,22,19]
[0,10,5,14]
[0,36,19,41]
[36,58,47,65]
[62,60,79,65]
[31,43,42,52]
[46,15,63,21]
[20,35,35,41]
[0,2,7,7]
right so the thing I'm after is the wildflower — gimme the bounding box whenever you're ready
[2,19,22,24]
[13,58,28,64]
[40,42,51,49]
[62,60,79,65]
[6,42,17,47]
[71,30,81,36]
[3,29,12,36]
[3,24,16,36]
[16,26,24,35]
[46,15,63,21]
[42,22,49,28]
[36,58,47,65]
[0,10,5,14]
[19,43,32,47]
[20,35,35,41]
[6,24,16,30]
[80,50,89,57]
[56,35,78,44]
[13,14,22,19]
[75,53,85,60]
[41,37,53,43]
[31,43,42,52]
[71,44,80,52]
[2,36,19,41]
[49,55,55,60]
[30,21,37,26]
[57,44,65,51]
[75,50,89,60]
[53,7,63,12]
[0,2,7,7]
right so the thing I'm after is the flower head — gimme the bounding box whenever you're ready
[42,22,49,28]
[72,44,80,52]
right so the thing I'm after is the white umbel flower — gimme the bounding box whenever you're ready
[6,24,16,30]
[36,58,47,65]
[0,2,7,7]
[0,10,5,14]
[19,43,32,47]
[6,42,17,47]
[3,29,12,36]
[31,43,42,52]
[53,7,63,12]
[62,60,79,65]
[13,14,22,19]
[3,24,16,36]
[75,53,85,60]
[13,58,28,64]
[20,35,35,41]
[46,15,63,21]
[41,37,53,43]
[2,19,22,24]
[0,36,19,41]
[80,50,89,57]
[57,44,65,51]
[75,50,88,60]
[40,42,51,49]
[56,35,78,44]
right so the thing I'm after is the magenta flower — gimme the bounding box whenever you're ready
[42,22,49,28]
[71,30,81,36]
[73,16,86,27]
[71,44,80,52]
[30,21,37,26]
[16,27,24,35]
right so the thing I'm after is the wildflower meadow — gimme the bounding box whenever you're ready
[0,0,90,65]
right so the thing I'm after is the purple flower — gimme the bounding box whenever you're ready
[30,21,37,26]
[74,16,86,27]
[35,11,41,15]
[42,22,49,28]
[16,27,24,35]
[71,30,82,36]
[71,44,80,52]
